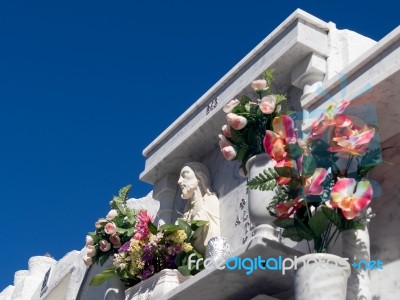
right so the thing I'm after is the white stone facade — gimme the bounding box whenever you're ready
[1,9,399,300]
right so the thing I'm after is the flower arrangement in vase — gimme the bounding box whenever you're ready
[218,70,288,175]
[248,100,380,252]
[83,185,206,287]
[247,100,382,299]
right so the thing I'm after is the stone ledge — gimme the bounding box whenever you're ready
[164,237,304,300]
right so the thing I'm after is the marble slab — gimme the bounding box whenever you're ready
[164,237,304,300]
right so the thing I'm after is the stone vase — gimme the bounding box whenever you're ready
[294,253,351,300]
[342,227,371,300]
[246,153,278,241]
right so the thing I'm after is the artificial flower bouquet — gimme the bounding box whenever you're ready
[83,185,206,286]
[247,100,381,252]
[218,70,288,174]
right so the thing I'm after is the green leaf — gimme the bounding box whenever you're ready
[247,168,278,191]
[321,206,342,229]
[190,220,208,232]
[343,220,365,231]
[236,146,249,162]
[308,211,330,237]
[90,268,116,286]
[286,144,303,159]
[178,218,192,238]
[116,228,127,235]
[99,253,111,266]
[118,185,132,201]
[148,221,158,235]
[275,166,297,178]
[294,219,315,240]
[240,95,252,105]
[230,128,245,144]
[178,266,191,276]
[281,227,306,242]
[126,227,135,237]
[302,155,317,176]
[273,218,294,228]
[159,224,181,234]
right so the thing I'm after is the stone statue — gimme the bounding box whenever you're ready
[177,162,221,255]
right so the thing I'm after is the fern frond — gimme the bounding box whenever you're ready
[247,168,278,191]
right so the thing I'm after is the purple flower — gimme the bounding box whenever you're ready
[142,245,154,262]
[118,241,131,253]
[166,255,176,268]
[140,265,154,280]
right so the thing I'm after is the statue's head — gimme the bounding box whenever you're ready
[178,162,212,199]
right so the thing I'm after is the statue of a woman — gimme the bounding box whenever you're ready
[177,162,221,255]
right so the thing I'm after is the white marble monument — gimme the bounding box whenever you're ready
[1,9,399,300]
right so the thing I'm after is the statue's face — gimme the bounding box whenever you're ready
[178,166,199,199]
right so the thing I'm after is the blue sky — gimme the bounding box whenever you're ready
[0,0,397,291]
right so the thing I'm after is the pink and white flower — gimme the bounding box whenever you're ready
[275,197,302,218]
[222,124,231,138]
[307,100,352,141]
[86,245,96,257]
[304,168,328,195]
[329,178,373,220]
[85,235,93,246]
[110,234,121,248]
[106,209,118,220]
[251,79,268,91]
[95,218,107,229]
[226,113,247,130]
[221,146,237,160]
[104,222,117,235]
[223,99,240,113]
[259,95,276,114]
[99,240,111,252]
[83,254,93,266]
[134,210,151,240]
[263,115,297,163]
[328,125,375,157]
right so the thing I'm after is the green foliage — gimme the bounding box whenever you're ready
[320,206,364,232]
[247,168,278,191]
[302,155,317,176]
[321,206,342,229]
[357,148,382,178]
[90,268,117,286]
[308,211,330,237]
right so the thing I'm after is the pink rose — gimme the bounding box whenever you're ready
[104,222,117,235]
[222,125,231,138]
[221,146,237,160]
[218,134,233,149]
[85,235,93,246]
[83,255,93,267]
[226,113,247,130]
[99,240,111,252]
[95,218,107,229]
[110,234,121,248]
[86,245,96,257]
[259,95,276,114]
[106,209,118,220]
[223,99,240,113]
[251,79,268,91]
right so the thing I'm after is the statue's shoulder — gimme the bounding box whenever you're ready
[203,193,219,201]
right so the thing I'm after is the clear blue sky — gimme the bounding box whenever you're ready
[0,0,397,291]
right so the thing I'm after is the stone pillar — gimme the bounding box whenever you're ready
[153,174,179,226]
[291,52,326,100]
